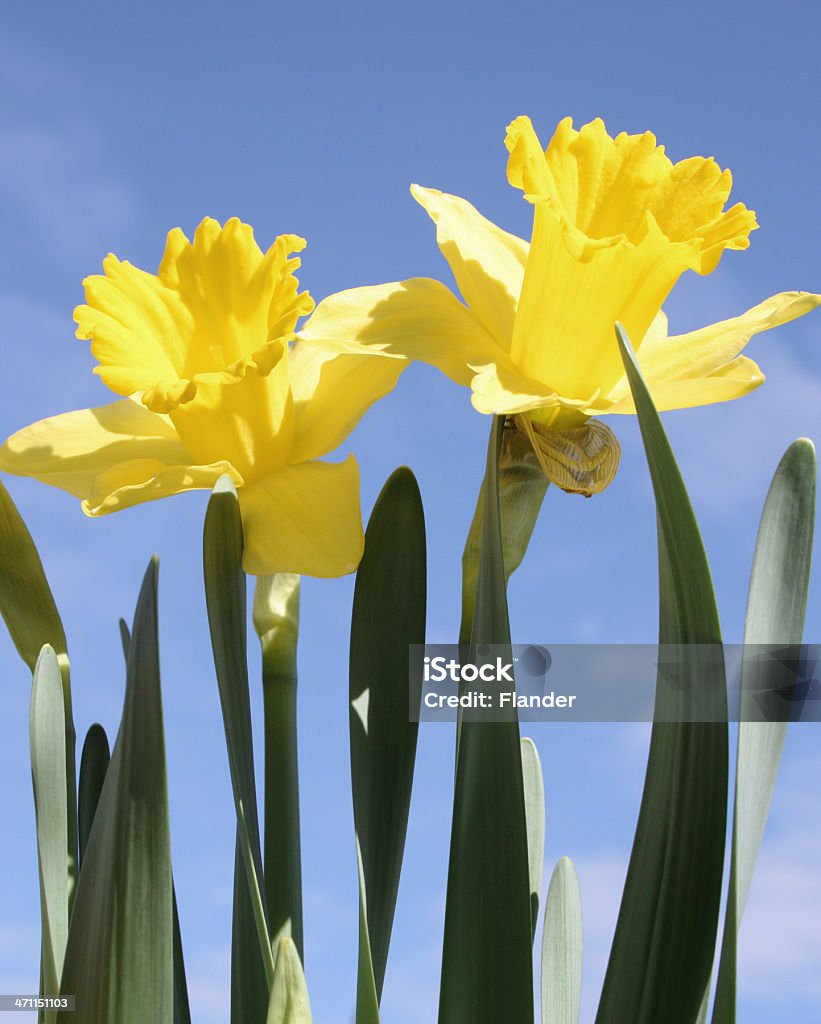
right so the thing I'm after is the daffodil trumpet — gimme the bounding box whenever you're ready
[0,217,404,577]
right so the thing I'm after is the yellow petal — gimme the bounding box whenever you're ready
[238,455,364,577]
[633,291,821,383]
[299,278,502,387]
[601,291,821,414]
[0,397,191,500]
[86,459,242,515]
[287,341,405,464]
[468,361,594,421]
[75,217,313,402]
[411,184,528,348]
[605,356,765,414]
[512,205,700,400]
[0,396,245,516]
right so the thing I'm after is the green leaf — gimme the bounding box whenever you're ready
[267,938,313,1023]
[203,476,273,989]
[439,416,534,1024]
[355,840,381,1024]
[712,439,816,1023]
[171,887,191,1024]
[0,482,77,905]
[253,573,303,959]
[116,620,191,1024]
[60,558,173,1024]
[30,645,69,1016]
[595,325,728,1024]
[0,481,68,674]
[350,467,426,1005]
[78,724,110,868]
[460,425,548,645]
[231,834,270,1024]
[541,857,582,1024]
[521,737,545,942]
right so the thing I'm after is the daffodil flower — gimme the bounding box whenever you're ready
[0,218,402,575]
[300,116,820,494]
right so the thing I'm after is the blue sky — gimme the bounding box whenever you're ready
[0,1,820,1021]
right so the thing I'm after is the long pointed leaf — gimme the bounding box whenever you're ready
[350,467,426,1005]
[203,476,273,988]
[0,482,77,904]
[78,724,110,868]
[596,325,728,1024]
[267,938,312,1023]
[439,416,533,1024]
[232,834,270,1024]
[712,439,816,1022]
[60,558,173,1023]
[541,857,582,1024]
[355,840,381,1024]
[522,737,546,942]
[116,620,191,1024]
[30,645,69,1018]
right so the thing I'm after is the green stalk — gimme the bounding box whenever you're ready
[253,574,303,961]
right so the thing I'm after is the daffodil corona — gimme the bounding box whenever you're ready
[301,116,821,494]
[0,218,403,575]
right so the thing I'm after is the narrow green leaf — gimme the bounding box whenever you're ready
[0,481,68,673]
[712,439,816,1023]
[0,482,77,905]
[30,645,69,1017]
[115,618,190,1024]
[541,857,582,1024]
[119,618,131,660]
[171,887,191,1024]
[595,325,728,1024]
[350,467,426,1004]
[203,476,273,988]
[355,840,381,1024]
[522,737,546,942]
[253,573,303,959]
[267,938,313,1024]
[460,425,548,645]
[439,416,534,1024]
[60,558,173,1023]
[231,834,270,1024]
[78,724,110,869]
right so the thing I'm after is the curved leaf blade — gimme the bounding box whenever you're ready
[522,737,546,941]
[350,467,426,1004]
[541,857,582,1024]
[595,325,728,1024]
[30,645,69,1013]
[439,416,533,1024]
[712,439,816,1023]
[60,558,173,1023]
[78,724,110,868]
[203,476,273,992]
[267,937,312,1023]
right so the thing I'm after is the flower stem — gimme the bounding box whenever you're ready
[254,574,303,961]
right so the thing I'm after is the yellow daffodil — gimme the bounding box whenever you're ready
[300,116,821,495]
[0,218,403,575]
